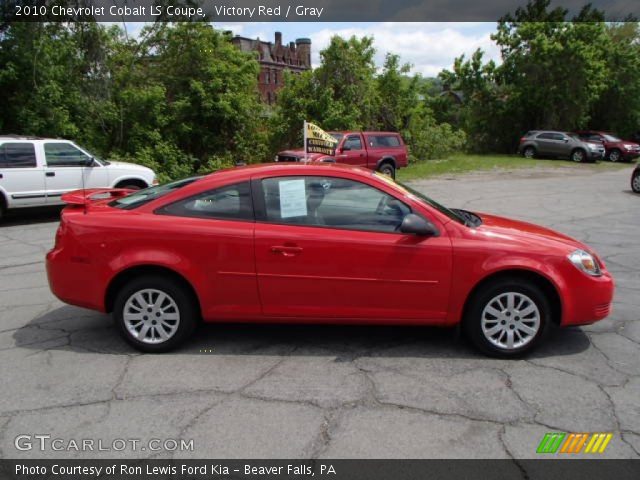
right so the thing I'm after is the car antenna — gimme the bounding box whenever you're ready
[82,157,90,215]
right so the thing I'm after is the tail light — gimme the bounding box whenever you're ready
[519,137,527,143]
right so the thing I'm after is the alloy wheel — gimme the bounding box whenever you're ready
[609,150,621,162]
[633,173,640,193]
[480,292,541,350]
[524,147,535,159]
[123,288,181,344]
[572,150,585,162]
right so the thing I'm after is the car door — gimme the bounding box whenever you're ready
[253,174,452,321]
[42,142,109,203]
[153,181,261,319]
[534,133,558,155]
[0,142,46,207]
[336,134,367,167]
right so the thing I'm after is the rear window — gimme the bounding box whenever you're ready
[367,135,401,148]
[109,176,202,210]
[0,143,37,168]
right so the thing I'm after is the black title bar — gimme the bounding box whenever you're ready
[1,0,640,22]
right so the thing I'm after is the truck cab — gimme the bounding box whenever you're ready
[0,136,157,219]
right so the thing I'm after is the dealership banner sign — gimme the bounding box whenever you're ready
[304,122,338,157]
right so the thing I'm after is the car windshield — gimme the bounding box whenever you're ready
[110,176,202,210]
[603,134,621,142]
[393,179,467,225]
[330,133,344,142]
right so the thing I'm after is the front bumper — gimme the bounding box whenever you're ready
[560,268,615,326]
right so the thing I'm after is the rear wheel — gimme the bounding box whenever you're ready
[523,146,536,159]
[0,194,6,222]
[463,278,550,358]
[114,275,197,352]
[378,162,396,179]
[632,171,640,193]
[571,149,586,163]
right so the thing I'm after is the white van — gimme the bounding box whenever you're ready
[0,136,157,219]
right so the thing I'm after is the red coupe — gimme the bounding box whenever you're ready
[46,164,614,357]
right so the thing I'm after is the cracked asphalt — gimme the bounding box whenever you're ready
[0,163,639,460]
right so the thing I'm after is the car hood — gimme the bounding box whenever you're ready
[105,161,153,173]
[475,213,589,252]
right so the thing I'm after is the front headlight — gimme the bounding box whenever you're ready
[568,249,602,277]
[624,144,634,150]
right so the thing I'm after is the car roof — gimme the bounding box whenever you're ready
[0,136,70,142]
[328,131,400,136]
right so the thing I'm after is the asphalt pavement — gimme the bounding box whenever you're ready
[0,163,638,459]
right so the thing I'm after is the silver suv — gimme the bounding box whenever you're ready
[518,130,605,163]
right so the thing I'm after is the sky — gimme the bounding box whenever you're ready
[213,22,501,77]
[124,22,501,77]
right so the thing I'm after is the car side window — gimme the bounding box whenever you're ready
[536,133,554,140]
[0,143,37,168]
[368,135,401,147]
[44,143,91,167]
[552,133,566,141]
[261,176,411,233]
[158,182,253,221]
[343,135,363,150]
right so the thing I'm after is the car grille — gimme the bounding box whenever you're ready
[594,303,611,317]
[276,155,300,162]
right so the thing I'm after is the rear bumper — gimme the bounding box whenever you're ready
[46,248,106,312]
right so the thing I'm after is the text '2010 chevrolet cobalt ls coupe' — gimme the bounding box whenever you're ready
[46,164,614,357]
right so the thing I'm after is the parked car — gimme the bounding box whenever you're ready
[632,164,640,193]
[0,136,157,220]
[576,130,640,162]
[276,131,408,178]
[518,130,605,163]
[47,163,614,358]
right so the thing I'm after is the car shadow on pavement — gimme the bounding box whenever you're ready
[0,206,62,226]
[14,305,592,360]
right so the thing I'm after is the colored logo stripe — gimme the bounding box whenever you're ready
[584,433,613,453]
[537,433,566,453]
[537,432,613,454]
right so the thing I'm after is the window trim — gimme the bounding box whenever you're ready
[154,181,255,223]
[252,174,414,235]
[343,135,364,151]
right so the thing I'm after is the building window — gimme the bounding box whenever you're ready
[265,70,270,84]
[267,92,272,105]
[273,70,278,85]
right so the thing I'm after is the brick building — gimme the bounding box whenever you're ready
[230,32,311,105]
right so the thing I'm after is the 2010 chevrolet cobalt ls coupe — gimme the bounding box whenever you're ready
[46,164,614,357]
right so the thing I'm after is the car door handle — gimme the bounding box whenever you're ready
[270,245,303,257]
[46,172,55,177]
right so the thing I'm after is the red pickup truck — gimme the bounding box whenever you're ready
[276,131,408,178]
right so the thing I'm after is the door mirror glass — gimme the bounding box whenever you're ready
[399,213,438,236]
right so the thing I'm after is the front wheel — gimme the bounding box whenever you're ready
[571,149,586,163]
[463,279,550,358]
[378,163,396,179]
[114,276,198,352]
[632,171,640,193]
[608,149,622,163]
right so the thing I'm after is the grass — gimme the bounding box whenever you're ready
[396,153,631,182]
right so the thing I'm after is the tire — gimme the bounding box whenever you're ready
[378,162,396,179]
[463,278,550,358]
[523,146,536,159]
[0,194,6,222]
[607,149,622,163]
[632,171,640,193]
[114,275,198,353]
[118,183,144,191]
[571,149,586,163]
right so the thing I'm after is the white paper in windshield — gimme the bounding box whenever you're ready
[279,179,307,218]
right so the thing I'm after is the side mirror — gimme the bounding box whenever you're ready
[341,145,350,151]
[400,213,438,236]
[85,157,96,167]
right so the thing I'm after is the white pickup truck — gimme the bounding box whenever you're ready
[0,136,157,219]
